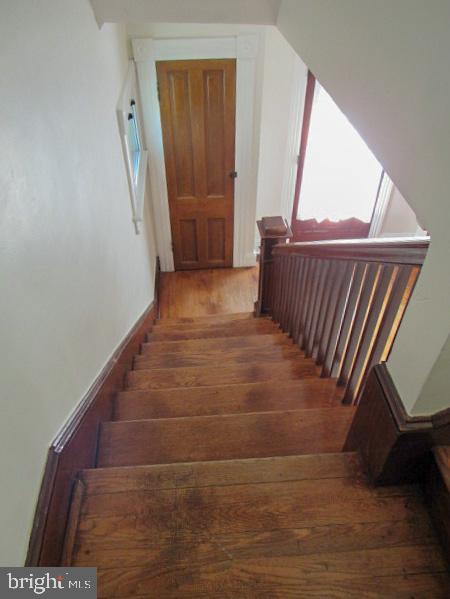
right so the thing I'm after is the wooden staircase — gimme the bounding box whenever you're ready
[64,313,449,597]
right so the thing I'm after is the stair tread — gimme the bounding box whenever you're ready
[74,464,445,599]
[154,312,255,326]
[140,333,290,355]
[147,319,279,341]
[126,360,316,390]
[97,407,355,467]
[153,312,261,330]
[134,343,304,369]
[115,378,343,420]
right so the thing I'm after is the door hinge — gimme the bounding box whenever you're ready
[157,82,161,103]
[229,171,238,179]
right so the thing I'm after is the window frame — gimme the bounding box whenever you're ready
[117,61,148,233]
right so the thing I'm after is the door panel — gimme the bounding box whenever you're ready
[180,219,199,265]
[207,218,226,262]
[157,59,236,270]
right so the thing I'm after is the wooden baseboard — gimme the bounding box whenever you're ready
[344,363,450,485]
[26,261,160,566]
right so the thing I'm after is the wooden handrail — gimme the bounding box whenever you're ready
[256,219,429,405]
[273,237,430,265]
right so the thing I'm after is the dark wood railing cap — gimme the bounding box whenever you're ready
[273,236,430,265]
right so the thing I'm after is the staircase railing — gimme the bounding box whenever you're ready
[257,226,429,405]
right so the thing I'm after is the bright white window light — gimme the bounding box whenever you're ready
[298,83,382,223]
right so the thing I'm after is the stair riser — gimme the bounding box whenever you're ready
[115,379,342,420]
[97,409,355,468]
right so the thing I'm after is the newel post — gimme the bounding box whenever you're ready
[255,217,293,316]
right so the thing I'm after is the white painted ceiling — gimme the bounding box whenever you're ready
[91,0,281,26]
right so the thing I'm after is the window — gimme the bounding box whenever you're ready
[117,61,148,233]
[298,83,382,222]
[292,72,383,241]
[128,100,142,186]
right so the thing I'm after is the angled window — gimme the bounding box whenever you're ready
[117,61,148,233]
[128,100,141,185]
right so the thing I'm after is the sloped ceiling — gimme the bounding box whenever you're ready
[91,0,281,26]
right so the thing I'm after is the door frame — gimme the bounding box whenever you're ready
[132,35,261,271]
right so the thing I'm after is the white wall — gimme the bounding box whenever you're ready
[0,0,156,565]
[379,187,426,237]
[256,27,307,226]
[277,0,450,416]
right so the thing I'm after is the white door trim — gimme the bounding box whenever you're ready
[132,35,261,271]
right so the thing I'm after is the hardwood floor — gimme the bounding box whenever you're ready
[63,312,449,597]
[159,266,258,318]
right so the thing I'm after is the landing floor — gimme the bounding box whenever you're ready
[159,266,258,318]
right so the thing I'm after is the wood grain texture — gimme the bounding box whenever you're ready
[158,266,258,318]
[73,519,438,568]
[157,59,235,269]
[134,343,303,370]
[81,453,363,495]
[146,318,277,341]
[140,332,289,356]
[72,464,448,598]
[114,378,344,420]
[126,360,316,390]
[97,408,355,467]
[150,315,270,332]
[154,311,255,327]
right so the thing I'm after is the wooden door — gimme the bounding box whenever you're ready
[157,59,236,270]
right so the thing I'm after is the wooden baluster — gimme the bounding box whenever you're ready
[272,254,282,322]
[331,262,366,377]
[291,256,306,344]
[302,259,321,350]
[283,256,296,333]
[317,261,347,365]
[354,265,418,403]
[276,255,289,324]
[282,255,293,329]
[321,261,355,377]
[312,259,336,360]
[286,257,301,337]
[338,263,379,391]
[343,264,396,404]
[305,260,330,358]
[266,260,274,314]
[293,257,310,344]
[298,258,316,348]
